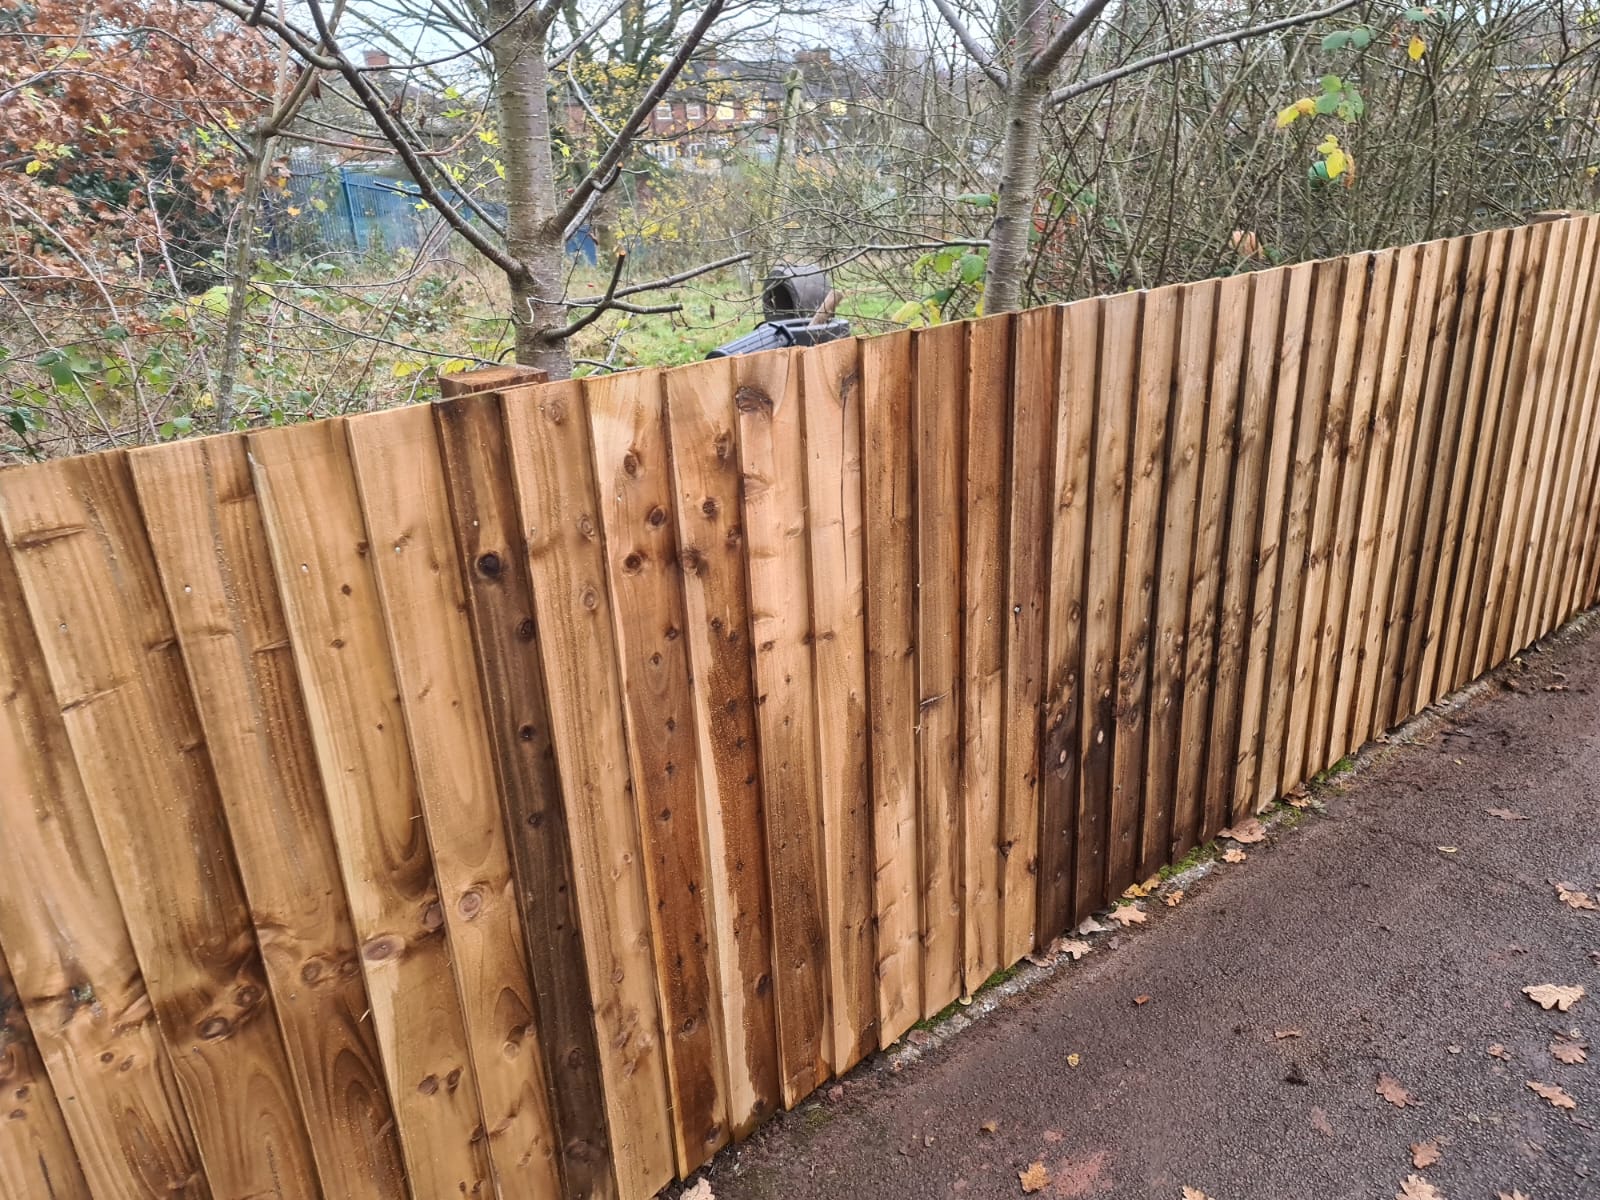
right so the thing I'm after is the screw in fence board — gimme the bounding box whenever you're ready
[500,379,676,1200]
[130,435,408,1200]
[799,336,879,1072]
[432,381,622,1198]
[248,420,496,1200]
[0,453,322,1198]
[660,357,783,1132]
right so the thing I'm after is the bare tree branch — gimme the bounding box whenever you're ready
[1026,0,1116,83]
[929,0,1007,89]
[609,250,753,299]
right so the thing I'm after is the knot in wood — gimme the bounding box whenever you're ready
[476,551,502,577]
[734,385,773,417]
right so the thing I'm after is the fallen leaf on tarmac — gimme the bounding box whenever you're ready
[681,1180,714,1200]
[1077,916,1108,935]
[1222,848,1248,863]
[1066,1053,1081,1068]
[980,1119,999,1134]
[1024,952,1053,968]
[1555,882,1598,911]
[1165,889,1185,908]
[1488,1044,1513,1060]
[1411,1141,1442,1168]
[1109,904,1147,926]
[1378,1073,1420,1107]
[1397,1176,1444,1200]
[1134,995,1151,1006]
[1123,880,1152,899]
[1496,1192,1531,1200]
[1018,1161,1050,1193]
[1524,984,1585,1012]
[1550,1038,1588,1064]
[1275,1028,1303,1040]
[1220,818,1267,844]
[1182,1188,1215,1200]
[1311,1106,1335,1136]
[1527,1081,1576,1110]
[1438,846,1459,855]
[1486,808,1529,821]
[1053,938,1091,960]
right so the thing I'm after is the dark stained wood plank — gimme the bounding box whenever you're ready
[799,337,878,1069]
[1547,218,1600,625]
[129,436,406,1200]
[911,322,966,1014]
[0,452,321,1199]
[0,535,205,1200]
[859,330,921,1044]
[960,314,1012,987]
[585,368,730,1171]
[248,420,495,1200]
[433,385,619,1197]
[347,406,569,1198]
[501,380,675,1200]
[733,349,832,1103]
[659,358,781,1135]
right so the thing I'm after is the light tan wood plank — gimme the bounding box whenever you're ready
[248,420,495,1200]
[501,380,674,1200]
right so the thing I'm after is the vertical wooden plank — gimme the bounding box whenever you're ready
[1110,286,1172,887]
[960,314,1011,989]
[128,438,406,1200]
[799,337,878,1069]
[502,380,675,1200]
[659,359,781,1134]
[1080,291,1138,907]
[0,934,92,1199]
[1352,240,1445,745]
[859,330,921,1044]
[1551,220,1600,622]
[1037,303,1088,940]
[1460,222,1551,683]
[1204,267,1285,834]
[1004,308,1059,947]
[346,406,567,1198]
[733,349,832,1103]
[0,537,204,1200]
[1434,228,1525,697]
[1282,257,1368,792]
[1399,232,1494,715]
[0,454,323,1200]
[433,387,619,1198]
[585,369,731,1172]
[911,323,965,1014]
[1172,273,1249,855]
[1142,281,1214,865]
[1233,263,1312,816]
[1314,249,1403,770]
[1330,245,1420,754]
[1258,260,1342,808]
[247,420,494,1200]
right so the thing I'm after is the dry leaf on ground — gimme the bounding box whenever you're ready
[980,1119,999,1134]
[1123,880,1152,899]
[1275,1028,1303,1040]
[1165,889,1185,907]
[1496,1191,1532,1200]
[1134,995,1151,1006]
[1182,1188,1215,1200]
[1311,1106,1335,1136]
[1550,1038,1588,1065]
[1053,938,1091,960]
[1526,1081,1576,1110]
[1066,1053,1081,1068]
[1077,916,1108,935]
[1378,1073,1420,1107]
[1222,847,1248,863]
[1220,818,1267,844]
[1488,1044,1512,1061]
[1397,1176,1444,1200]
[1411,1141,1442,1168]
[1018,1161,1050,1193]
[1486,807,1530,821]
[681,1180,714,1200]
[1109,904,1147,926]
[1524,984,1585,1012]
[1554,882,1598,911]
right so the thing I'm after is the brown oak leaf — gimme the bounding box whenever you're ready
[980,1119,999,1134]
[1396,1175,1444,1199]
[1109,904,1147,926]
[1310,1106,1334,1137]
[1165,889,1185,908]
[1222,848,1248,864]
[1220,818,1268,844]
[1275,1028,1303,1040]
[1550,1038,1588,1065]
[1496,1192,1531,1200]
[681,1181,714,1200]
[1524,984,1585,1012]
[1555,882,1598,911]
[1053,938,1091,960]
[1378,1073,1420,1107]
[1018,1161,1050,1194]
[1486,807,1530,821]
[1527,1080,1576,1110]
[1410,1141,1442,1168]
[1182,1188,1215,1200]
[1488,1044,1512,1061]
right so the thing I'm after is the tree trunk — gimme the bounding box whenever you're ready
[984,78,1047,315]
[216,132,269,428]
[489,0,573,378]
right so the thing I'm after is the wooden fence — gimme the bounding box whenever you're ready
[4,214,1600,1199]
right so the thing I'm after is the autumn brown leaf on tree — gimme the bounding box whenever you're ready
[1527,1080,1577,1110]
[1524,984,1585,1012]
[1377,1073,1420,1107]
[1018,1161,1050,1193]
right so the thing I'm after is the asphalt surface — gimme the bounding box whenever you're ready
[679,613,1600,1200]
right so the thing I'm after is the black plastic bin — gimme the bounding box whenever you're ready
[706,317,851,359]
